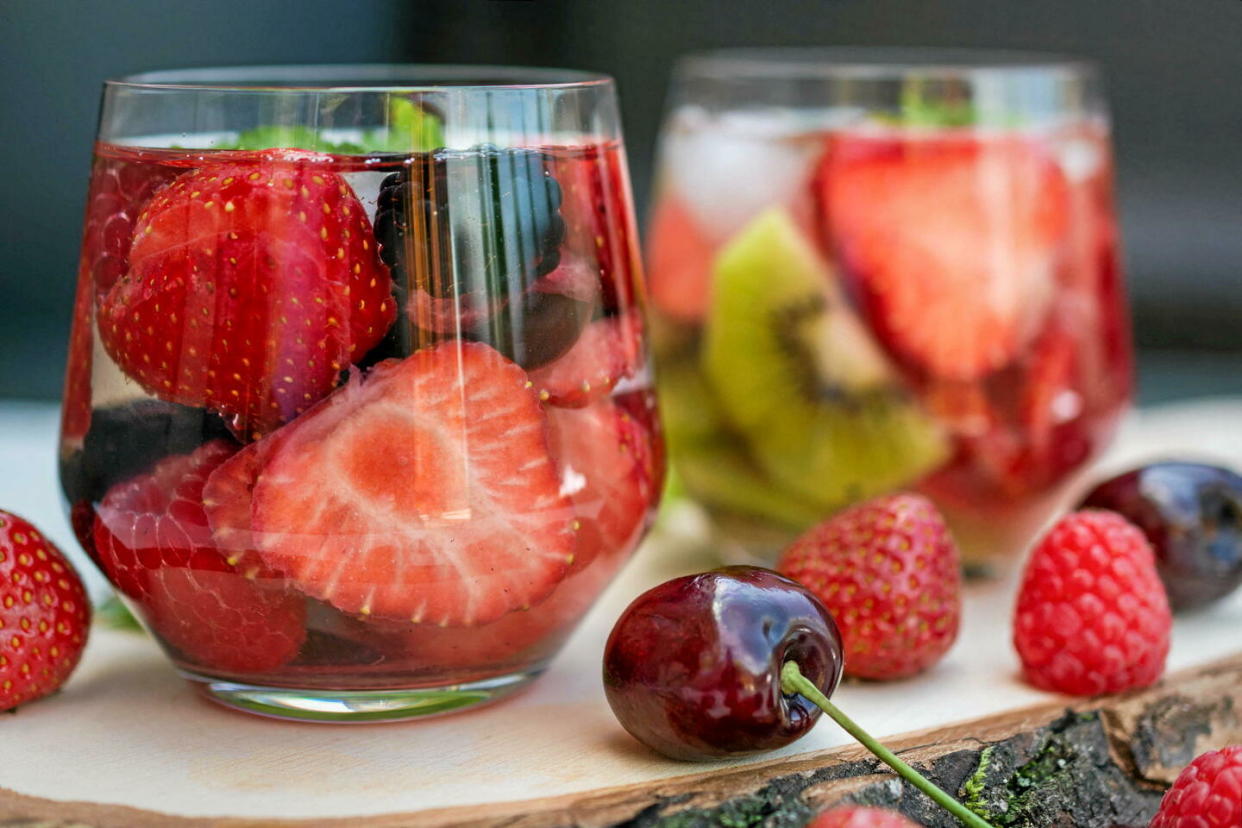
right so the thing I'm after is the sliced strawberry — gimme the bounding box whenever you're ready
[144,566,307,675]
[97,150,396,439]
[402,255,601,372]
[92,440,306,673]
[93,441,234,599]
[296,390,659,675]
[614,388,666,499]
[818,134,1067,381]
[393,556,617,674]
[552,147,641,314]
[201,434,289,568]
[398,396,660,671]
[532,254,603,305]
[921,310,1100,504]
[65,152,180,443]
[406,286,505,337]
[60,272,95,444]
[547,396,659,571]
[646,196,715,322]
[527,312,644,408]
[247,342,576,626]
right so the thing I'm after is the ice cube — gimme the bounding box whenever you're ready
[1056,135,1105,183]
[662,108,820,242]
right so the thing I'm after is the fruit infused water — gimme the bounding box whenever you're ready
[647,51,1131,564]
[59,67,660,721]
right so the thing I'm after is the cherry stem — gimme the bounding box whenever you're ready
[780,662,994,828]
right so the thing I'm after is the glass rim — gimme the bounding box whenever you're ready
[676,47,1097,80]
[105,63,615,93]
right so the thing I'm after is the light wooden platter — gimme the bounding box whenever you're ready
[0,399,1240,827]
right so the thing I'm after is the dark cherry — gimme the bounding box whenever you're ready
[602,566,844,761]
[1080,462,1242,611]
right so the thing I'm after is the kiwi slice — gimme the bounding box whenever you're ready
[701,208,946,512]
[658,359,826,529]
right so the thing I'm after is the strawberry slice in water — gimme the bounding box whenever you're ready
[553,148,640,315]
[646,195,715,322]
[244,341,576,626]
[528,312,644,408]
[547,396,660,570]
[92,440,306,673]
[370,395,660,673]
[818,135,1068,381]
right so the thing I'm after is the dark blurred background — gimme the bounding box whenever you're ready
[1,0,1239,403]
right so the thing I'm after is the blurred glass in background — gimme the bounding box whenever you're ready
[1,0,1239,403]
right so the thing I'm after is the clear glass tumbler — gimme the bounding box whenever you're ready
[646,49,1131,566]
[58,65,660,721]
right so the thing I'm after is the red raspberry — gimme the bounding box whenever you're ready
[1013,510,1171,695]
[1149,745,1242,827]
[777,493,962,680]
[807,806,922,827]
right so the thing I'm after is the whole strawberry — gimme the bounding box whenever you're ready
[808,806,922,827]
[1149,745,1242,827]
[1013,510,1171,696]
[777,494,962,680]
[0,510,91,711]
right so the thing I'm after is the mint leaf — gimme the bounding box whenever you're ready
[210,100,445,155]
[870,84,977,129]
[869,80,1027,129]
[97,595,145,633]
[360,98,446,153]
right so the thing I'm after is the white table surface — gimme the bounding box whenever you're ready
[0,398,1240,821]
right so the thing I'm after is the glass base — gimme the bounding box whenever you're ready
[182,668,543,723]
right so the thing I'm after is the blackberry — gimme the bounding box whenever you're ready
[60,400,236,506]
[370,147,592,370]
[374,146,564,299]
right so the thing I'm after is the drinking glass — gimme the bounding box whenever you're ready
[58,65,660,721]
[646,49,1131,566]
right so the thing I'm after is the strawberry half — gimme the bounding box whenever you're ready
[646,195,715,322]
[374,397,660,673]
[528,312,645,408]
[232,342,576,627]
[920,308,1112,505]
[552,147,642,315]
[93,441,306,673]
[308,391,659,675]
[60,272,96,445]
[65,152,180,443]
[547,396,660,571]
[818,134,1068,381]
[96,150,396,439]
[395,549,621,675]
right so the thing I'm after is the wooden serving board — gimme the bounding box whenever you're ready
[0,399,1240,828]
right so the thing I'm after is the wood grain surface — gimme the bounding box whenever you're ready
[3,399,1242,828]
[2,652,1239,828]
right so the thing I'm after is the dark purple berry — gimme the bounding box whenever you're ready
[603,566,844,761]
[60,400,236,505]
[374,147,564,300]
[1080,462,1242,611]
[371,147,588,369]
